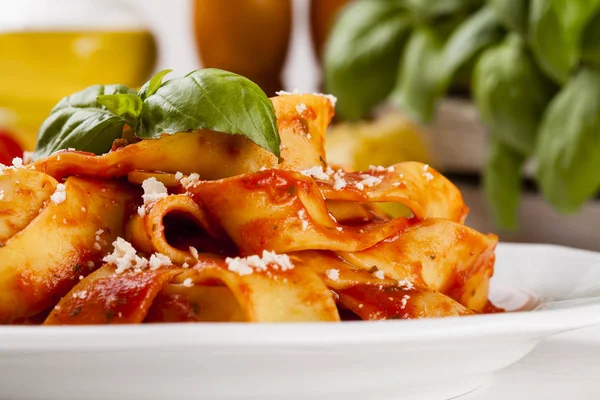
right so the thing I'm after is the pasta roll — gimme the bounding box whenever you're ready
[273,93,333,169]
[0,177,136,323]
[46,257,340,324]
[337,219,498,312]
[0,168,57,243]
[337,285,474,320]
[127,194,230,265]
[317,162,469,223]
[188,169,411,254]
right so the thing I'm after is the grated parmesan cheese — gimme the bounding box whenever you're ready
[275,89,301,96]
[422,164,434,181]
[103,237,149,274]
[189,246,199,260]
[296,103,307,114]
[326,269,340,281]
[226,250,294,276]
[50,183,66,204]
[398,278,414,290]
[312,92,338,106]
[72,290,88,299]
[297,209,309,231]
[11,157,23,168]
[182,262,189,268]
[175,171,183,181]
[182,278,194,287]
[300,166,329,181]
[142,177,168,205]
[149,253,172,270]
[137,205,147,217]
[357,174,382,188]
[180,172,200,189]
[372,270,385,279]
[400,294,410,309]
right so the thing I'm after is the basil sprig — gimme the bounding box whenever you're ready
[34,68,280,161]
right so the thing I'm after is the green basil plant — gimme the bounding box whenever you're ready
[324,0,600,229]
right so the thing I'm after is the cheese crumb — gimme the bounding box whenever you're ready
[182,278,194,287]
[275,89,301,96]
[422,164,434,181]
[72,290,87,299]
[398,278,414,290]
[336,227,343,231]
[187,246,199,260]
[357,174,382,188]
[226,250,294,276]
[372,270,385,279]
[312,92,338,106]
[103,237,149,274]
[175,171,183,181]
[141,177,168,205]
[400,294,410,309]
[326,269,340,281]
[182,262,189,268]
[181,173,200,189]
[297,209,308,231]
[137,205,147,217]
[50,183,67,204]
[79,275,84,280]
[149,253,172,270]
[11,157,23,168]
[300,166,329,181]
[296,103,307,114]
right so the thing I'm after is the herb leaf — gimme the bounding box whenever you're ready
[535,68,600,212]
[392,27,448,123]
[138,69,172,100]
[96,94,143,127]
[137,68,281,159]
[484,137,525,230]
[473,34,556,156]
[33,84,134,160]
[443,6,505,83]
[323,0,410,121]
[489,0,530,36]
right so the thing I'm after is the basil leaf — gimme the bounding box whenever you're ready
[581,8,600,68]
[484,137,525,230]
[489,0,529,36]
[392,27,448,123]
[473,34,556,156]
[404,0,481,22]
[138,69,172,100]
[33,84,133,160]
[443,6,505,83]
[535,68,600,212]
[529,0,600,84]
[324,0,410,121]
[138,68,281,159]
[96,94,143,127]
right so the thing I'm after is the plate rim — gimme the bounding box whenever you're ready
[2,243,600,352]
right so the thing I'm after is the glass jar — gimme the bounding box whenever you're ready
[0,0,157,151]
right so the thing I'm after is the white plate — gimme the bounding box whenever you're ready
[1,243,600,400]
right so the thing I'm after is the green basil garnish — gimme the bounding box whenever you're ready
[34,84,135,160]
[33,68,281,161]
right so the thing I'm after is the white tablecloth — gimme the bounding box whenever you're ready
[463,325,600,399]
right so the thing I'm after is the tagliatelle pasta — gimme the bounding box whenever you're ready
[0,93,498,325]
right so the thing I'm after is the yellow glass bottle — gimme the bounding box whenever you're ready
[0,0,157,151]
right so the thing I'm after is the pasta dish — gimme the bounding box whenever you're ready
[0,70,498,325]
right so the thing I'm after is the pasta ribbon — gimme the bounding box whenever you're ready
[0,177,136,323]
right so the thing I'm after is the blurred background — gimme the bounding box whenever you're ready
[0,0,599,250]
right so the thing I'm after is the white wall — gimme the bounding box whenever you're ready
[127,0,320,92]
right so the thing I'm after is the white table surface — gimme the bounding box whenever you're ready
[462,325,600,399]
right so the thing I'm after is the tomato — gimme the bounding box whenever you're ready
[0,130,24,165]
